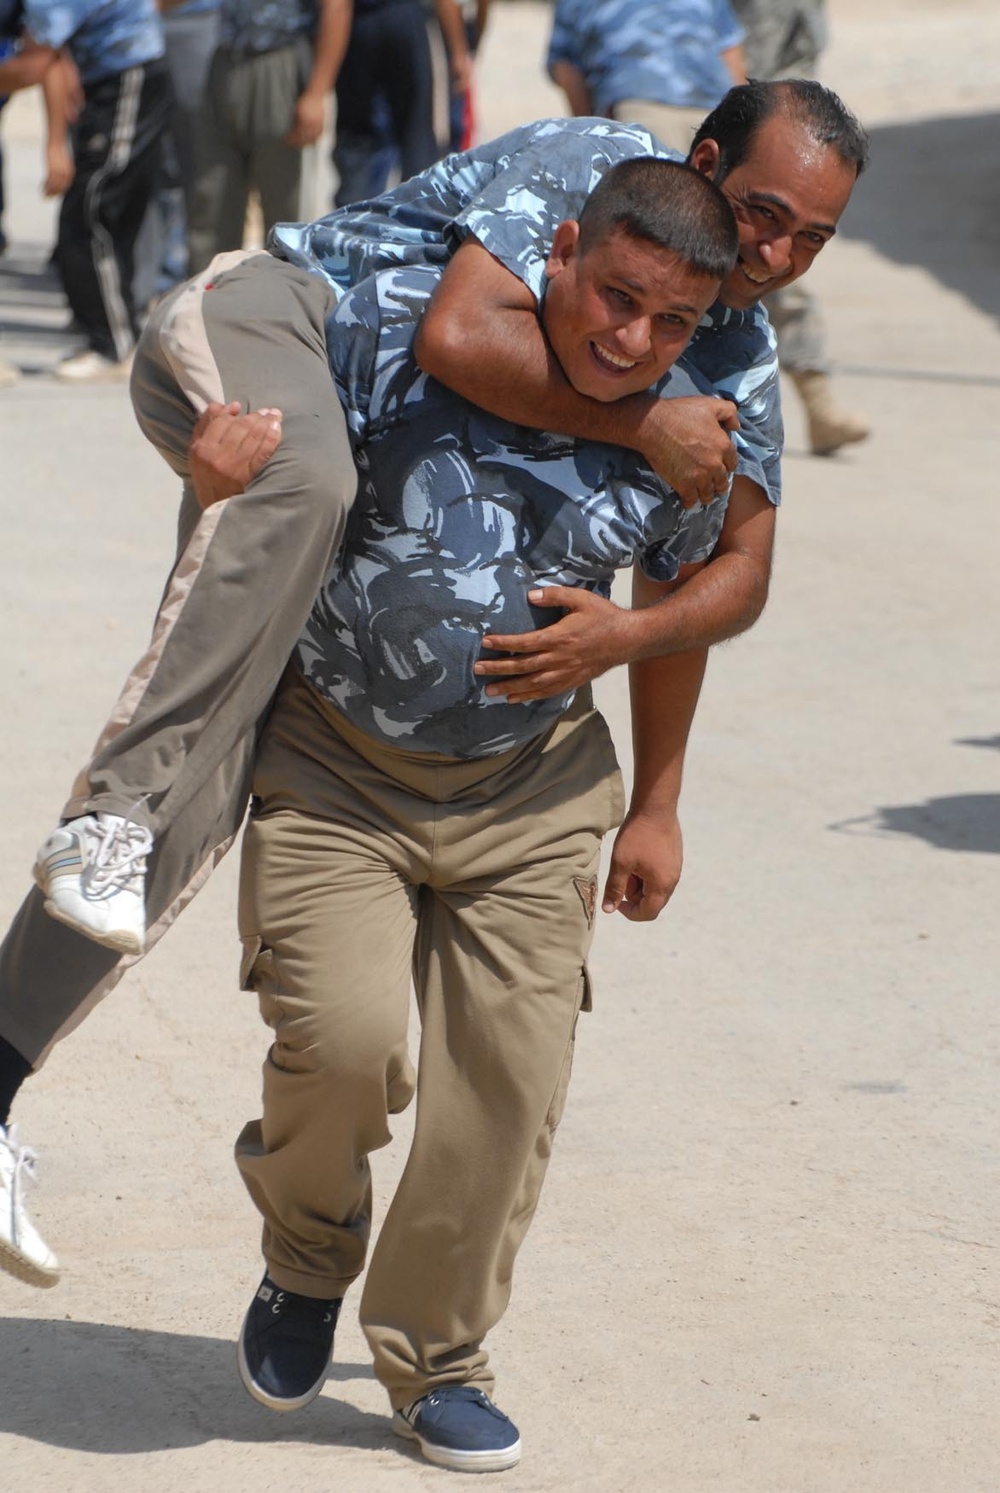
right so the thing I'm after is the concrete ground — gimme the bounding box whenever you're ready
[1,2,998,1489]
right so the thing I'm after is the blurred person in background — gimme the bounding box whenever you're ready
[143,0,223,294]
[547,0,746,155]
[447,0,489,151]
[332,0,470,207]
[187,0,350,271]
[0,1,147,385]
[731,0,869,454]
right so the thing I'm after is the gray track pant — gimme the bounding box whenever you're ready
[0,251,356,1067]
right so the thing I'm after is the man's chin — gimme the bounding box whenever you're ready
[718,282,765,310]
[573,376,648,403]
[720,266,796,309]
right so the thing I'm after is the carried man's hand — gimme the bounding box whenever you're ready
[474,587,637,702]
[601,808,683,922]
[638,395,740,508]
[189,402,283,510]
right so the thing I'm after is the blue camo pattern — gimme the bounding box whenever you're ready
[548,0,744,115]
[25,0,163,82]
[296,266,729,760]
[219,0,314,53]
[272,117,783,505]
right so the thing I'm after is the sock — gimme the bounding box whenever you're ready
[0,1035,33,1127]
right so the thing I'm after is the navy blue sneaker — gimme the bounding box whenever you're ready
[393,1385,521,1472]
[237,1273,341,1411]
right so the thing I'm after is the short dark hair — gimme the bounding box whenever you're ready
[577,158,738,282]
[690,79,870,182]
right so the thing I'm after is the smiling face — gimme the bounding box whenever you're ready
[691,113,858,310]
[541,222,722,402]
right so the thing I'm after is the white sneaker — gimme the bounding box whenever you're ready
[0,357,20,389]
[0,1123,59,1288]
[54,349,133,384]
[34,811,153,955]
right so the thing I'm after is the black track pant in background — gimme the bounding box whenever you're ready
[56,61,171,361]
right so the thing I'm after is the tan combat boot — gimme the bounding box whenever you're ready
[790,369,870,456]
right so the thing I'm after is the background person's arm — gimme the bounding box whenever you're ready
[0,38,57,94]
[41,52,76,197]
[435,0,473,96]
[415,239,739,505]
[286,0,352,148]
[722,43,747,84]
[550,59,591,116]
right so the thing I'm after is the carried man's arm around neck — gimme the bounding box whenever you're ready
[414,238,739,507]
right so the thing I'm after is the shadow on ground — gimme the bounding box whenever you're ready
[839,111,1000,352]
[0,248,63,314]
[830,792,1000,854]
[954,733,1000,753]
[0,1317,386,1455]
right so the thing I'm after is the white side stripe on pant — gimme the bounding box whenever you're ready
[84,65,144,364]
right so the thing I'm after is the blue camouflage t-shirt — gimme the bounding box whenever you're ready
[296,265,729,760]
[548,0,744,115]
[272,117,783,507]
[220,0,315,53]
[25,0,163,84]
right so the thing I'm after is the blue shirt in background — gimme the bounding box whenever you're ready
[548,0,743,114]
[25,0,163,84]
[220,0,315,54]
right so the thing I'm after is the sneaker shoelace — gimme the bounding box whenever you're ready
[405,1385,501,1426]
[0,1124,38,1244]
[84,804,154,898]
[269,1288,338,1332]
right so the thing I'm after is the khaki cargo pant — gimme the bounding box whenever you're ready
[0,251,353,1067]
[236,672,625,1408]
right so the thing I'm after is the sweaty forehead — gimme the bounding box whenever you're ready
[739,116,841,177]
[732,122,855,218]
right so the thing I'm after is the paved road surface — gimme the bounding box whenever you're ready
[1,3,998,1488]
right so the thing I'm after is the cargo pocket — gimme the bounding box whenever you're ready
[545,966,592,1135]
[239,937,283,1032]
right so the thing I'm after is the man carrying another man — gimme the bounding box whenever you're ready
[229,157,744,1471]
[0,88,867,1469]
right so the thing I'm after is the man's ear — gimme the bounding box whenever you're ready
[688,138,722,182]
[544,219,581,281]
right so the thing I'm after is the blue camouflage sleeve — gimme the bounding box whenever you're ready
[640,492,728,584]
[449,119,668,302]
[547,0,584,71]
[325,279,382,445]
[22,2,75,48]
[327,265,443,443]
[713,0,746,52]
[681,304,784,508]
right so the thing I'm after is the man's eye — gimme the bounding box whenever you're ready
[608,286,633,306]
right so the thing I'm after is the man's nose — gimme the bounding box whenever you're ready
[759,232,793,275]
[617,316,652,356]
